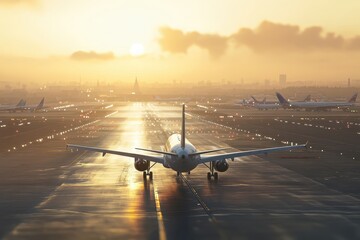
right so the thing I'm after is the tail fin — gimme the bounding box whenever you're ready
[251,96,260,104]
[303,95,311,102]
[16,99,25,107]
[36,97,45,109]
[348,93,358,103]
[276,92,289,105]
[181,104,185,149]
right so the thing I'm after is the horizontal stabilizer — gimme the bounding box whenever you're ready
[189,147,231,156]
[135,147,177,156]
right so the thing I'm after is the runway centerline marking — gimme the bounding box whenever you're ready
[180,174,228,240]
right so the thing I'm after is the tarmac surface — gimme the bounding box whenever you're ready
[0,102,360,239]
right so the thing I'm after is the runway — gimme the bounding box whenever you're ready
[1,103,360,239]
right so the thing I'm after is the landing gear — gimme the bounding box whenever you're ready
[143,162,157,180]
[214,172,218,180]
[206,161,219,180]
[143,170,153,180]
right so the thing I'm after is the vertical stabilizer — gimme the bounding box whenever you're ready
[348,93,358,103]
[37,97,45,109]
[303,95,311,102]
[181,104,185,149]
[276,92,289,105]
[16,99,25,107]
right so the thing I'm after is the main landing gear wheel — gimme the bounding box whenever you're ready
[143,171,153,180]
[207,172,218,180]
[207,161,219,180]
[214,172,218,180]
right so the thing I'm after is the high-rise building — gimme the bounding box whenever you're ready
[348,78,351,88]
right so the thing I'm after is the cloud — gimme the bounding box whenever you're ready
[158,27,227,58]
[231,21,344,51]
[0,0,39,7]
[159,21,360,56]
[70,51,115,61]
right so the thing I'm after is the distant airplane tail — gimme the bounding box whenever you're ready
[276,92,289,105]
[303,95,311,102]
[16,99,26,107]
[251,96,266,104]
[36,97,45,110]
[348,93,358,103]
[181,104,185,149]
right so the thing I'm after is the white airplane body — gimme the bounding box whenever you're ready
[276,92,357,110]
[0,99,26,112]
[250,96,280,110]
[67,105,307,180]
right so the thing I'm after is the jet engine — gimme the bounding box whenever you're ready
[134,158,150,172]
[214,160,229,172]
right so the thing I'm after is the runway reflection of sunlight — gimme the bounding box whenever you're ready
[89,103,147,186]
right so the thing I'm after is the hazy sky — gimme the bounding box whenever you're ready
[1,0,360,85]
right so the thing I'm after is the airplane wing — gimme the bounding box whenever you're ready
[199,143,307,163]
[67,144,164,164]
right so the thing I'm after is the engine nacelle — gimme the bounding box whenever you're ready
[134,158,150,172]
[214,160,229,172]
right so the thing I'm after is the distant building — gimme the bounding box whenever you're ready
[133,77,141,95]
[279,74,286,86]
[348,78,351,88]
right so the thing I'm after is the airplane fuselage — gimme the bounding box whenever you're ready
[287,101,354,109]
[164,134,199,172]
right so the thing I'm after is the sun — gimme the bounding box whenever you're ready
[129,43,145,56]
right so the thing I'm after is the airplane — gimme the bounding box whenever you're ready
[22,98,45,112]
[0,99,26,112]
[67,104,307,180]
[250,96,280,110]
[251,96,266,104]
[249,96,280,110]
[250,94,312,110]
[252,94,311,105]
[276,92,358,110]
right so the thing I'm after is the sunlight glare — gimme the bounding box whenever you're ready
[129,43,145,56]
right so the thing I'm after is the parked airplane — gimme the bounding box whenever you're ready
[22,98,45,112]
[276,92,358,110]
[251,96,266,104]
[250,96,279,110]
[67,105,307,180]
[0,99,26,112]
